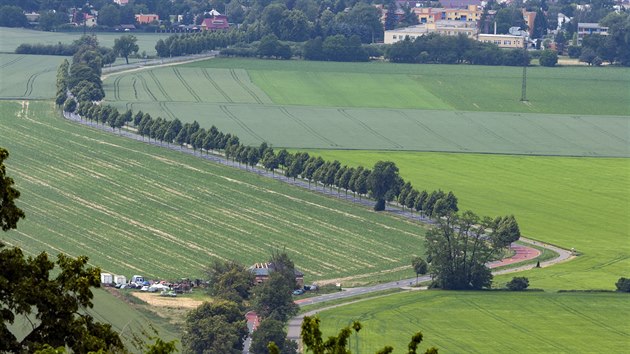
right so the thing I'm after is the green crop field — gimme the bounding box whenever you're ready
[0,27,168,55]
[1,100,427,284]
[104,64,629,157]
[182,58,630,116]
[301,150,630,290]
[316,291,630,353]
[0,54,65,99]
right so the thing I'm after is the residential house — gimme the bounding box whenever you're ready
[135,13,159,24]
[114,0,129,5]
[249,262,304,288]
[200,10,229,31]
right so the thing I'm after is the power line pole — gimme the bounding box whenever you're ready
[520,34,528,102]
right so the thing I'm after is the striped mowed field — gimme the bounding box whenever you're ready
[1,100,426,284]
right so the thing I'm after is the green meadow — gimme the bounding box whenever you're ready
[0,101,427,284]
[317,291,630,353]
[302,150,630,290]
[0,27,168,55]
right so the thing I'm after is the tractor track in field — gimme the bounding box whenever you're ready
[137,75,157,101]
[113,75,122,101]
[22,70,48,97]
[338,108,403,149]
[148,70,172,101]
[547,297,629,338]
[571,116,628,145]
[230,69,264,104]
[173,67,202,102]
[457,112,517,147]
[278,107,339,147]
[202,69,233,103]
[219,105,264,143]
[395,110,467,151]
[0,55,25,68]
[159,101,177,120]
[132,77,139,100]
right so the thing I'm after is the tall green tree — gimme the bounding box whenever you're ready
[367,161,402,211]
[250,318,297,354]
[113,35,139,64]
[205,260,254,303]
[411,256,428,284]
[425,210,520,290]
[182,300,248,354]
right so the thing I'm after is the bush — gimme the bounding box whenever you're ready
[539,50,558,67]
[567,45,581,58]
[506,277,529,291]
[615,277,630,292]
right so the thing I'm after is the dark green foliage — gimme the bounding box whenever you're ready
[368,161,402,211]
[0,5,27,27]
[182,300,248,354]
[0,248,124,352]
[0,148,25,231]
[205,260,255,303]
[113,35,139,64]
[253,251,299,323]
[250,319,297,354]
[63,97,77,112]
[426,210,520,290]
[615,277,630,292]
[506,277,530,291]
[539,49,558,67]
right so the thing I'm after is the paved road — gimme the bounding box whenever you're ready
[61,113,574,353]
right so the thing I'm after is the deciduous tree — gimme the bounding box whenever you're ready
[113,35,139,64]
[367,161,402,211]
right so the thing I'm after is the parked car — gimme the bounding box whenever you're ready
[293,289,304,295]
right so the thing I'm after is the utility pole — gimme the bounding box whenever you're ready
[520,34,528,102]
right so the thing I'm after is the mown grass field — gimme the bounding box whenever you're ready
[182,58,630,116]
[0,27,168,55]
[0,100,427,284]
[104,63,629,157]
[0,53,64,99]
[303,150,630,290]
[317,291,630,353]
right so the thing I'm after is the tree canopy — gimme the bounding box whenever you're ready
[367,161,402,211]
[113,35,140,64]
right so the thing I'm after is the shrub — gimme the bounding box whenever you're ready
[567,45,581,58]
[615,277,630,292]
[539,50,558,67]
[506,277,529,291]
